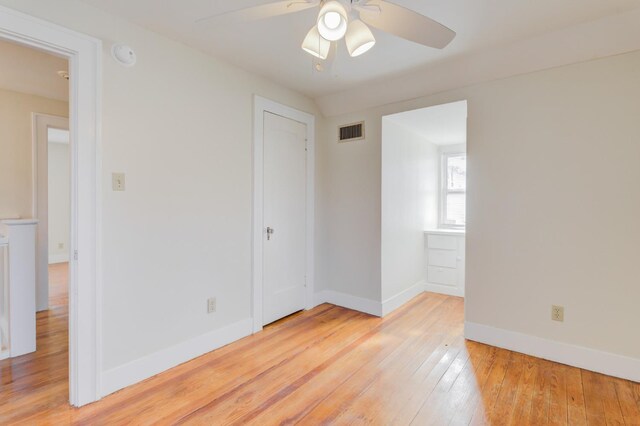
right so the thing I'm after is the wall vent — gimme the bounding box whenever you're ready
[338,121,364,142]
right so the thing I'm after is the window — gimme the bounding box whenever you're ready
[441,153,466,228]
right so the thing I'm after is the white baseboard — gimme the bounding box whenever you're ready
[424,282,464,298]
[315,282,459,318]
[314,290,382,317]
[465,321,640,383]
[100,318,253,397]
[48,253,69,264]
[381,281,426,317]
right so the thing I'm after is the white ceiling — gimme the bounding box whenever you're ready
[0,39,69,101]
[79,0,640,99]
[384,100,467,146]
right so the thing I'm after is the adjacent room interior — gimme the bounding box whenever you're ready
[0,37,71,394]
[1,1,639,424]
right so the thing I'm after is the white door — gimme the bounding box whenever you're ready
[263,112,307,325]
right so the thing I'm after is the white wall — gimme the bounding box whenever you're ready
[47,140,70,263]
[319,49,640,370]
[0,39,69,102]
[0,88,68,219]
[316,112,381,302]
[0,0,320,376]
[381,119,438,301]
[464,51,640,362]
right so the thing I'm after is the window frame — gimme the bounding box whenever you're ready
[439,151,467,229]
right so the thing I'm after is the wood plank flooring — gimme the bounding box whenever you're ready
[48,262,68,308]
[1,270,639,424]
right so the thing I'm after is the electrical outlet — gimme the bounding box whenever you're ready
[551,305,564,322]
[112,172,126,191]
[207,297,216,314]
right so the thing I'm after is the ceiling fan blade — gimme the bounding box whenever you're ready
[352,4,381,14]
[359,0,455,49]
[196,1,318,26]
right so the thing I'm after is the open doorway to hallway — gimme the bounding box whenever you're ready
[0,37,70,400]
[41,124,71,309]
[46,126,71,309]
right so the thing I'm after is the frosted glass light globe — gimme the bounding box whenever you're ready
[323,11,341,29]
[317,1,348,41]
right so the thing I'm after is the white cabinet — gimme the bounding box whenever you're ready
[425,230,465,297]
[0,219,38,358]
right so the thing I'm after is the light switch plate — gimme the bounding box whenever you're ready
[207,297,216,314]
[112,173,125,191]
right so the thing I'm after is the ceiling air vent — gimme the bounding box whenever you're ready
[338,121,365,142]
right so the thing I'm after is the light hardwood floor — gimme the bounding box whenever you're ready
[48,262,68,308]
[0,268,638,425]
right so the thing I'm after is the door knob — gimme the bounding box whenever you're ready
[266,227,275,240]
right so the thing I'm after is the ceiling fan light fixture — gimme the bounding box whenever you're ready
[301,26,330,59]
[345,19,376,57]
[317,1,348,41]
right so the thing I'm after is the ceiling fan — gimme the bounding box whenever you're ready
[197,0,456,60]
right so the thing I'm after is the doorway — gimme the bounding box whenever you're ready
[252,97,315,332]
[0,36,72,404]
[381,100,468,303]
[45,124,71,315]
[34,115,70,313]
[0,5,101,406]
[47,126,71,310]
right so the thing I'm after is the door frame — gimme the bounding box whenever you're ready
[32,113,70,313]
[252,96,315,333]
[0,6,102,406]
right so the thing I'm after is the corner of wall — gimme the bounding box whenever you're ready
[313,290,382,317]
[381,281,426,317]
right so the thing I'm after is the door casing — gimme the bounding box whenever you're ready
[252,96,315,333]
